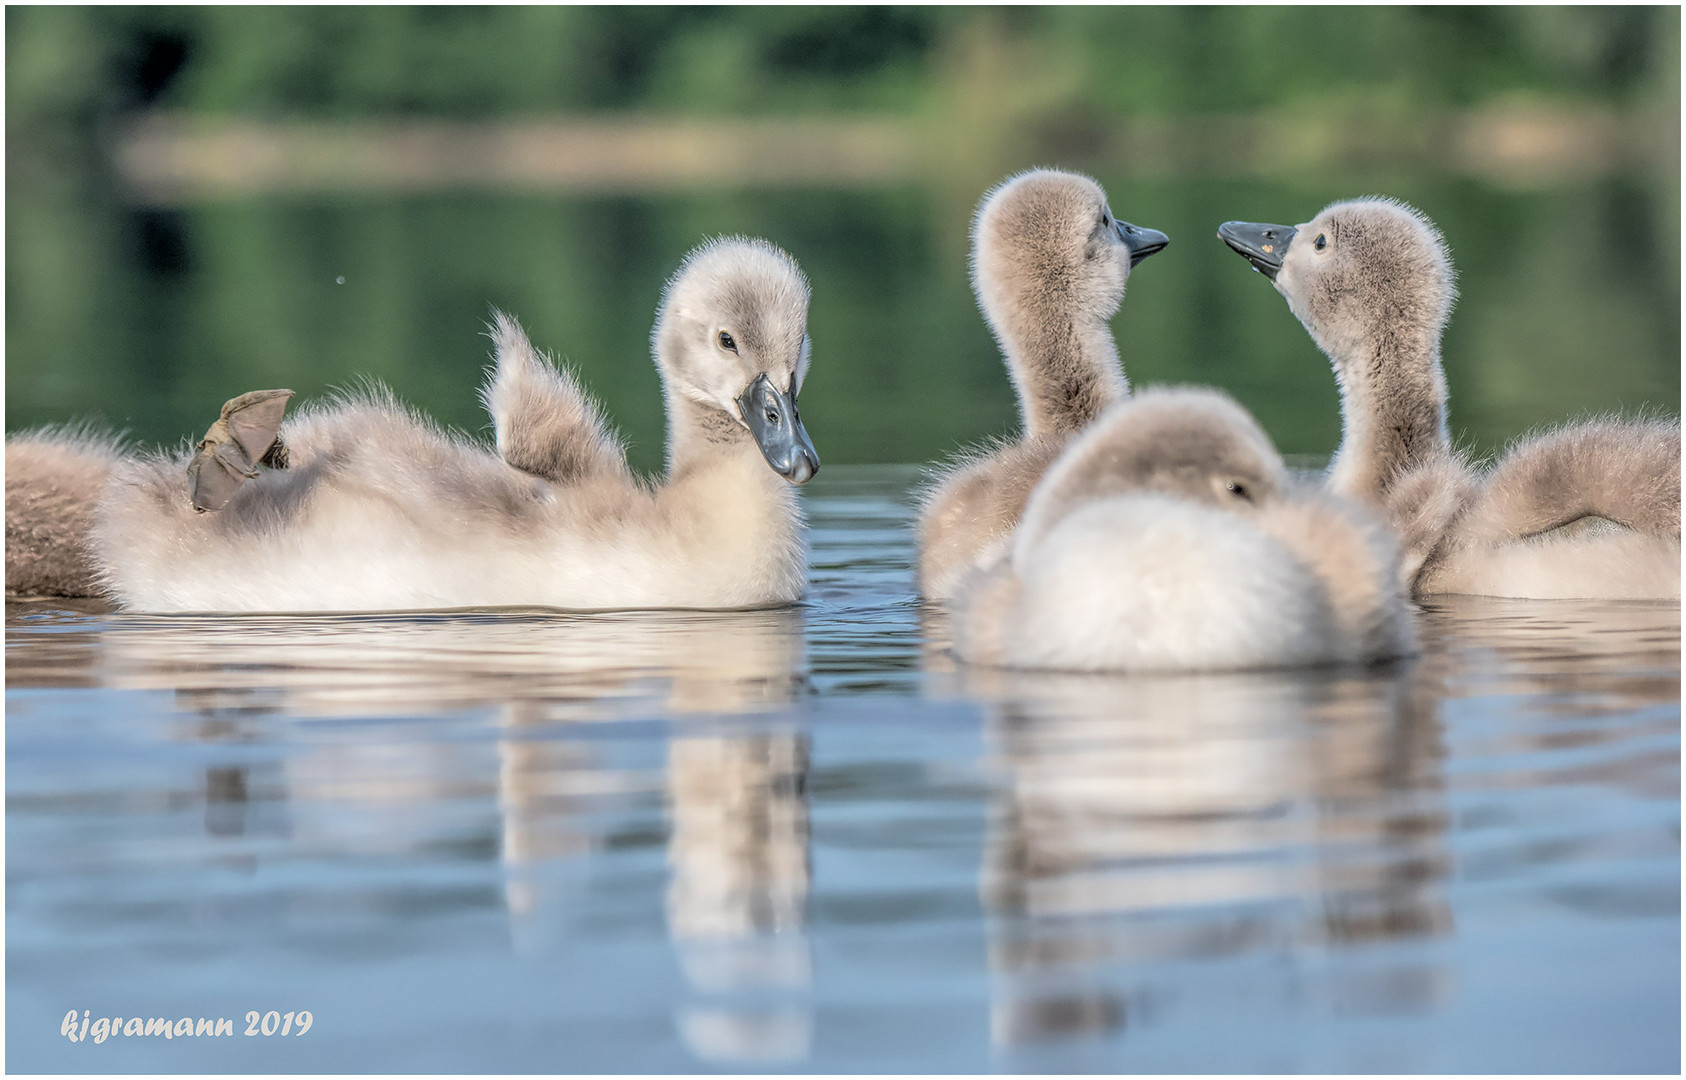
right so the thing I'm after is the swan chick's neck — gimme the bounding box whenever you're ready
[997,303,1127,440]
[1328,324,1450,499]
[970,169,1152,442]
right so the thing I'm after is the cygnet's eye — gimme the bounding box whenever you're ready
[717,330,738,353]
[1208,474,1255,503]
[1313,234,1328,252]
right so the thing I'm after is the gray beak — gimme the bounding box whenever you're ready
[1116,219,1169,267]
[1218,221,1297,280]
[737,373,818,485]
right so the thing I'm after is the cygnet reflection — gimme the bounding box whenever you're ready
[666,734,814,1064]
[484,605,806,912]
[72,601,815,995]
[1418,596,1680,702]
[94,605,808,719]
[438,610,816,1064]
[969,660,1453,1049]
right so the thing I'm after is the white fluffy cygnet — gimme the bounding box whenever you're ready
[953,388,1417,673]
[90,237,821,614]
[1220,198,1679,600]
[917,168,1168,601]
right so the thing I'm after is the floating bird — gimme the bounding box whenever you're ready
[1220,198,1679,599]
[918,169,1168,601]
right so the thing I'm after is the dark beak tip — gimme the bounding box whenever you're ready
[1127,238,1170,268]
[739,372,819,484]
[1216,221,1289,281]
[1117,220,1170,267]
[785,452,818,486]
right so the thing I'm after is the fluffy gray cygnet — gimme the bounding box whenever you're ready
[1220,198,1679,600]
[917,168,1168,602]
[85,237,821,613]
[5,425,124,597]
[952,387,1417,673]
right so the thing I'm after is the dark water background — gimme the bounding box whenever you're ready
[7,174,1679,473]
[6,467,1680,1073]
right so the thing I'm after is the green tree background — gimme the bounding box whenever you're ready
[6,6,1679,470]
[10,7,1676,126]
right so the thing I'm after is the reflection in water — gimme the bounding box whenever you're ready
[497,714,603,957]
[5,511,1679,1073]
[190,714,289,860]
[97,606,807,881]
[204,765,248,836]
[666,735,813,1064]
[956,595,1681,1056]
[960,640,1455,1049]
[1419,597,1682,707]
[468,607,815,1065]
[84,606,808,717]
[10,598,817,1065]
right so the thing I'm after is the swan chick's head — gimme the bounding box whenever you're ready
[1218,198,1455,371]
[654,237,819,484]
[1016,386,1287,555]
[973,168,1168,329]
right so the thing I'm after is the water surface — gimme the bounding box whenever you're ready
[6,466,1679,1073]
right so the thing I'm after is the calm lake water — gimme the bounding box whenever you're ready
[6,466,1679,1073]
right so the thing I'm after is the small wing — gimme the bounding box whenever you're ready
[1384,451,1479,589]
[481,309,630,485]
[1476,418,1681,541]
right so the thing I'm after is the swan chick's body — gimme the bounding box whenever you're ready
[91,238,821,614]
[917,169,1168,601]
[953,388,1416,673]
[1220,198,1680,600]
[1430,415,1680,599]
[5,426,124,597]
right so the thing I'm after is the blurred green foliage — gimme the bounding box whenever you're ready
[7,174,1678,470]
[7,5,1678,144]
[5,6,1679,470]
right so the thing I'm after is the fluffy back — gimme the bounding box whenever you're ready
[994,495,1341,672]
[1014,386,1287,557]
[6,425,126,597]
[1253,481,1419,662]
[1463,415,1682,543]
